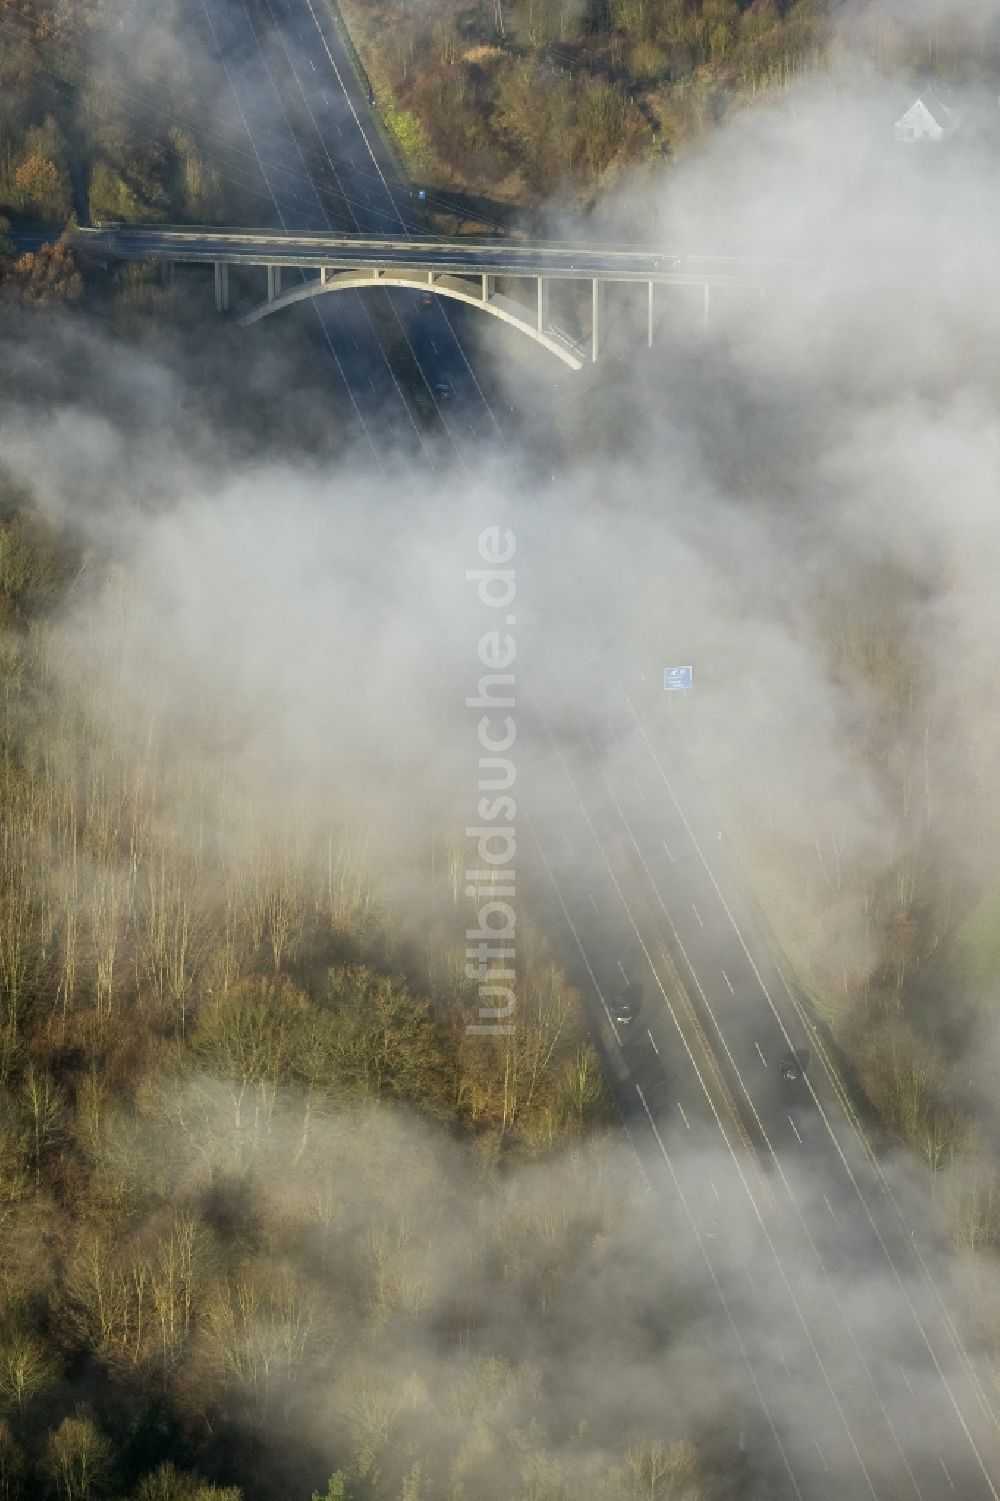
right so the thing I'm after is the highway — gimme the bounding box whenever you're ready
[193,0,483,458]
[516,601,1000,1497]
[123,0,1000,1492]
[202,0,512,446]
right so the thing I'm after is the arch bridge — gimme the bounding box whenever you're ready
[78,225,820,370]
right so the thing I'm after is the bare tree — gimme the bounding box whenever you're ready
[624,1437,700,1498]
[0,1332,59,1416]
[148,1213,210,1372]
[202,1264,320,1419]
[21,1065,64,1187]
[43,1410,113,1501]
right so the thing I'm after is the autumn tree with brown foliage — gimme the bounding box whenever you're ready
[0,242,82,305]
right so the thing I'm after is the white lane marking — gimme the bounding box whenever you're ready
[662,837,675,861]
[647,1028,659,1056]
[430,340,439,354]
[607,721,617,739]
[940,1457,955,1491]
[745,1266,756,1292]
[815,1440,829,1473]
[691,903,703,926]
[788,1115,803,1145]
[900,1367,914,1396]
[589,892,600,916]
[676,1101,690,1130]
[722,969,734,993]
[321,89,328,101]
[634,776,645,798]
[309,56,316,68]
[711,1179,720,1202]
[824,1195,837,1222]
[780,1351,792,1379]
[617,959,627,980]
[755,1041,767,1067]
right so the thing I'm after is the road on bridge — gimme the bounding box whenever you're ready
[78,223,826,283]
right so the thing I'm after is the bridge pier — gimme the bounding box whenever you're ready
[482,273,494,303]
[214,262,229,313]
[267,265,282,302]
[536,277,549,334]
[591,279,601,363]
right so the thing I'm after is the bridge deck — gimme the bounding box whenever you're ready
[74,225,827,286]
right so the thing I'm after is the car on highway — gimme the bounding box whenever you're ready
[419,291,435,307]
[433,381,452,401]
[778,1049,809,1081]
[612,988,637,1025]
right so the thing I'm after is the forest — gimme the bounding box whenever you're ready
[3,0,999,237]
[0,0,270,231]
[336,0,1000,210]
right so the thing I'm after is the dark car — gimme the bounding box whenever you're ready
[778,1049,809,1081]
[433,381,452,401]
[612,989,636,1025]
[419,291,435,307]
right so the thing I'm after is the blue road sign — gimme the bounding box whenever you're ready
[663,665,693,690]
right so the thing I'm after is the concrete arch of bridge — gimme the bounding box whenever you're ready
[238,270,585,370]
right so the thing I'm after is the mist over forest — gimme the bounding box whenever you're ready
[1,0,1000,1498]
